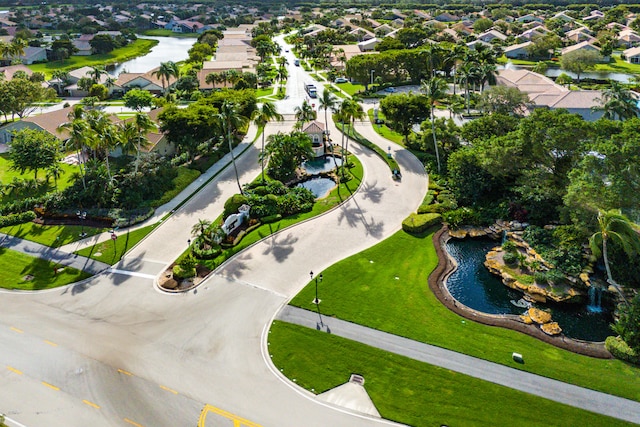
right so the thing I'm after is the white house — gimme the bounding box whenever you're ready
[504,41,532,59]
[623,46,640,64]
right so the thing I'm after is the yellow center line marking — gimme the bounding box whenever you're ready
[7,366,23,375]
[42,381,60,391]
[44,340,58,347]
[159,385,178,394]
[82,399,100,409]
[124,418,144,427]
[117,369,133,376]
[10,327,23,333]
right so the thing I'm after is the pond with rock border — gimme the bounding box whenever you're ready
[445,237,613,342]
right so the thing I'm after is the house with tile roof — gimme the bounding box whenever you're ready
[561,41,606,60]
[497,68,604,121]
[504,41,533,59]
[302,120,326,157]
[623,46,640,64]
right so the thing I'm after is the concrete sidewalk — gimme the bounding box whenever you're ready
[277,306,640,424]
[0,232,110,275]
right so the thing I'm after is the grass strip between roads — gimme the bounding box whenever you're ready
[281,228,640,403]
[0,248,90,290]
[269,322,633,427]
[75,223,159,264]
[0,222,106,247]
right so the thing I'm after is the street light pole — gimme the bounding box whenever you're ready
[310,270,323,304]
[370,69,375,88]
[76,210,87,237]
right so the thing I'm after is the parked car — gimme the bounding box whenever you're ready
[384,87,396,93]
[334,77,348,83]
[294,59,300,66]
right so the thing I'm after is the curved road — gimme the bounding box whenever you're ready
[0,37,427,427]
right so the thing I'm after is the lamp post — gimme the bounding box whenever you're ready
[310,270,323,304]
[187,239,191,250]
[76,210,87,237]
[370,69,375,89]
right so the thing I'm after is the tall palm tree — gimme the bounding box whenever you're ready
[58,116,89,189]
[253,101,283,182]
[205,72,218,89]
[457,63,476,115]
[589,209,640,305]
[217,101,248,195]
[446,44,467,95]
[420,77,449,174]
[132,112,156,173]
[51,70,70,95]
[318,89,338,160]
[152,61,178,94]
[87,66,107,85]
[477,63,498,92]
[337,99,364,177]
[8,38,27,62]
[294,100,316,130]
[276,66,288,89]
[593,81,640,121]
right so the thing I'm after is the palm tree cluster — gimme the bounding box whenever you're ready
[0,38,27,63]
[454,45,499,114]
[58,105,155,189]
[593,81,640,121]
[152,61,179,95]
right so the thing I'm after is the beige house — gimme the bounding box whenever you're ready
[302,120,326,157]
[497,69,604,121]
[623,46,640,64]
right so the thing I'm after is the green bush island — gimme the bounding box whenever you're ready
[402,213,442,234]
[0,211,36,227]
[606,336,640,365]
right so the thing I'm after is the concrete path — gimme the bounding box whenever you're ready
[278,306,640,424]
[0,232,110,275]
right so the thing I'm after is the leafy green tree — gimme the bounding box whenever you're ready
[473,18,493,33]
[460,113,520,144]
[477,86,530,115]
[526,33,562,59]
[89,34,115,54]
[9,128,60,180]
[123,88,154,111]
[253,101,283,181]
[0,77,54,119]
[380,92,429,144]
[263,131,314,182]
[589,209,640,303]
[561,49,602,83]
[612,294,640,353]
[89,83,108,100]
[159,104,218,161]
[396,27,429,49]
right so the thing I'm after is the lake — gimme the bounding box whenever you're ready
[108,36,196,76]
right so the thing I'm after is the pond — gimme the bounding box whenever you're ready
[108,36,196,76]
[300,155,343,175]
[296,177,336,199]
[502,61,635,83]
[445,238,613,342]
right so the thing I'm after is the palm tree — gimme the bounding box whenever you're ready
[457,63,476,115]
[51,70,70,95]
[446,44,467,95]
[593,81,640,121]
[294,100,316,130]
[132,112,156,173]
[276,66,288,88]
[277,56,288,67]
[589,209,640,305]
[58,116,89,189]
[152,61,178,94]
[8,38,27,62]
[225,69,240,86]
[217,101,248,195]
[253,101,283,182]
[87,66,107,84]
[318,88,338,156]
[337,99,364,177]
[205,72,218,89]
[192,219,212,239]
[420,77,449,174]
[477,63,498,92]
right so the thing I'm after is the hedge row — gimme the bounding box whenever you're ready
[402,213,442,234]
[0,211,36,228]
[605,336,640,365]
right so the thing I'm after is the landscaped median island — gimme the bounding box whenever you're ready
[269,224,640,424]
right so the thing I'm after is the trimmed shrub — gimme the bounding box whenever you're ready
[172,264,196,279]
[223,194,249,218]
[503,251,518,266]
[261,213,282,224]
[0,211,36,227]
[502,241,517,253]
[402,213,442,234]
[606,336,640,365]
[442,207,478,228]
[418,203,447,214]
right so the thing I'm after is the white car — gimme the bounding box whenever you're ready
[334,77,349,83]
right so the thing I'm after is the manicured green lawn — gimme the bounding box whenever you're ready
[335,81,366,96]
[150,167,201,207]
[269,322,633,427]
[0,222,105,247]
[596,54,640,75]
[0,248,90,290]
[141,29,197,38]
[28,39,158,78]
[366,108,406,145]
[286,229,640,402]
[75,223,159,264]
[0,153,80,204]
[256,87,274,98]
